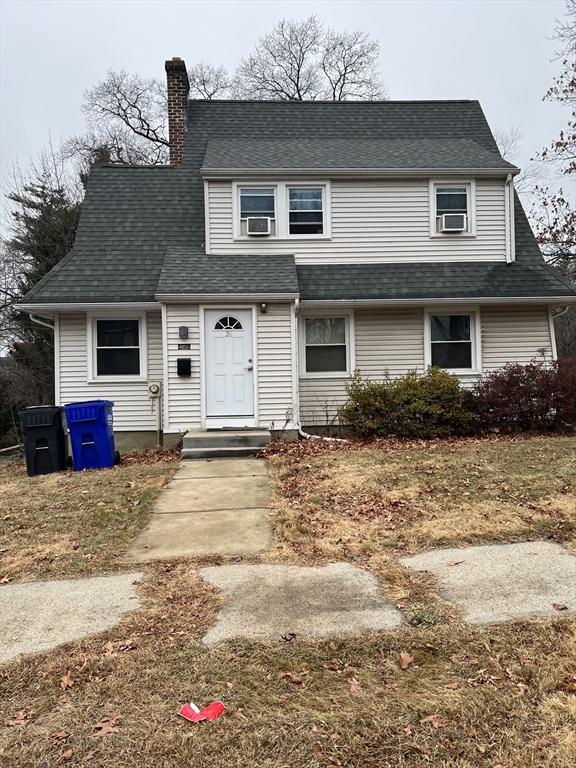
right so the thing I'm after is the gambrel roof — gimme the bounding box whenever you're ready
[20,100,575,306]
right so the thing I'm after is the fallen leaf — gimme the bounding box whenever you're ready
[81,751,95,762]
[62,747,74,760]
[60,672,74,690]
[552,603,568,611]
[281,632,296,642]
[6,709,33,727]
[347,677,362,694]
[421,714,446,729]
[444,681,460,689]
[447,560,464,567]
[559,675,576,694]
[1,575,11,584]
[52,729,70,745]
[285,672,304,685]
[94,714,120,736]
[399,651,415,670]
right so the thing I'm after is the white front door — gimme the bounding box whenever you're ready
[205,309,254,419]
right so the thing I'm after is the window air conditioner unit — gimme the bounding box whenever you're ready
[441,213,467,232]
[246,217,271,236]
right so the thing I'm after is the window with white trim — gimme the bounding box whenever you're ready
[428,313,477,371]
[433,183,472,234]
[303,317,349,374]
[94,319,141,376]
[288,187,324,235]
[234,182,329,239]
[239,187,276,236]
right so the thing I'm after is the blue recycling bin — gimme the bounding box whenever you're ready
[64,400,116,471]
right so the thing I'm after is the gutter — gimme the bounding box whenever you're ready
[155,292,300,302]
[299,296,576,308]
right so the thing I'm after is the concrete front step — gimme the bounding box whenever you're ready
[181,429,271,460]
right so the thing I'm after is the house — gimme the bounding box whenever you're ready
[19,57,576,453]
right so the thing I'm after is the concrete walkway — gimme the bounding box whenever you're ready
[128,458,273,561]
[0,572,142,663]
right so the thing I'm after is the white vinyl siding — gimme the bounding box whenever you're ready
[208,178,506,263]
[58,312,162,431]
[481,306,553,370]
[299,378,349,426]
[256,303,295,428]
[298,305,555,426]
[164,304,202,432]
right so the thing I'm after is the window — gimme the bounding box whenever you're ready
[93,319,142,377]
[427,312,479,371]
[239,187,276,236]
[303,317,349,374]
[432,182,474,234]
[233,181,330,239]
[214,316,243,330]
[288,187,323,235]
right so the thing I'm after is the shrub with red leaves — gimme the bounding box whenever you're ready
[471,358,576,432]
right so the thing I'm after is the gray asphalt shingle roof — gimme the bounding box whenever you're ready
[202,138,517,172]
[157,250,299,295]
[20,99,575,305]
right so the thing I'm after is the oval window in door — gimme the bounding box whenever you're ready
[214,316,243,330]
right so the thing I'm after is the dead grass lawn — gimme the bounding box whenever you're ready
[1,436,575,767]
[1,561,575,768]
[0,454,178,581]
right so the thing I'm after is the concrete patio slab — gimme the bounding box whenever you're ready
[0,572,142,663]
[200,562,403,644]
[175,459,268,479]
[154,474,270,513]
[401,541,576,624]
[128,508,272,560]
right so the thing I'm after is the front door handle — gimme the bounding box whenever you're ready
[245,365,253,371]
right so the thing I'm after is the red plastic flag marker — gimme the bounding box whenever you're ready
[178,701,225,723]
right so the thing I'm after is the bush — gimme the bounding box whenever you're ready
[339,368,473,439]
[471,358,576,431]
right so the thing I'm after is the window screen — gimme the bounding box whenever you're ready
[304,317,347,373]
[96,319,140,376]
[240,188,275,218]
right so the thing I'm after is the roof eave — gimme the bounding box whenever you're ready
[155,292,300,302]
[300,295,576,307]
[201,166,520,179]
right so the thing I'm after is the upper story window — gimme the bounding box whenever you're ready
[233,182,330,240]
[239,187,276,236]
[288,187,324,235]
[431,181,475,236]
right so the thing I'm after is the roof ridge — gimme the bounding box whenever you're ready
[189,98,480,105]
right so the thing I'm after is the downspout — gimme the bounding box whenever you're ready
[29,313,55,330]
[504,174,514,264]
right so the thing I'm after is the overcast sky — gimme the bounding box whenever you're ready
[0,0,571,196]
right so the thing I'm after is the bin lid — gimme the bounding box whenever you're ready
[19,406,63,428]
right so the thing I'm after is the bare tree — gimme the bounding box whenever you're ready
[494,126,545,195]
[234,16,385,101]
[321,28,385,100]
[189,63,231,100]
[68,62,232,167]
[234,17,323,100]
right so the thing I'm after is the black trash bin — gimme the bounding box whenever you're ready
[19,406,67,477]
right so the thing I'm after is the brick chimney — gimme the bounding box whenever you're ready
[165,57,189,165]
